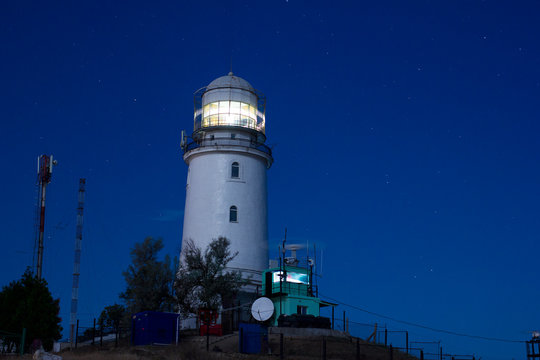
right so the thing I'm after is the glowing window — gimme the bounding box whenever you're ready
[209,103,218,115]
[230,101,240,113]
[219,101,229,113]
[231,162,239,178]
[229,206,238,222]
[200,100,263,132]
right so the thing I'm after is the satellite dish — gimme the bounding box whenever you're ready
[285,244,305,251]
[251,297,274,322]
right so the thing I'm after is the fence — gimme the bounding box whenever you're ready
[69,306,477,360]
[71,320,131,349]
[0,328,26,355]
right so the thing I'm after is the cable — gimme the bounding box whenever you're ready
[319,292,525,344]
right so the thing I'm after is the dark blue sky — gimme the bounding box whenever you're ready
[2,1,539,358]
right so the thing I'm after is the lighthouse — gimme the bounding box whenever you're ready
[180,73,273,288]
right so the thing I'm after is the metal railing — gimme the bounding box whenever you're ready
[183,137,272,157]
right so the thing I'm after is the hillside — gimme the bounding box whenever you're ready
[3,333,419,360]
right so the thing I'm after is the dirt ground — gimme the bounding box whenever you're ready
[1,334,419,360]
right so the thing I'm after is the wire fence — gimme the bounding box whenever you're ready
[68,304,477,360]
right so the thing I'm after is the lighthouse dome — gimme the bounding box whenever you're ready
[207,72,255,92]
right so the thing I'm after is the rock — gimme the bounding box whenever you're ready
[33,349,62,360]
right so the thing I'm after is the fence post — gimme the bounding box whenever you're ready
[92,318,96,346]
[331,307,334,330]
[239,327,243,353]
[389,344,393,360]
[343,311,346,331]
[385,328,387,346]
[322,337,327,360]
[206,322,210,351]
[420,350,424,360]
[356,338,360,360]
[406,331,409,353]
[20,328,26,355]
[75,319,79,349]
[279,333,284,360]
[237,300,241,327]
[440,346,443,360]
[100,324,103,347]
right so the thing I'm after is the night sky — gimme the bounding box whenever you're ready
[2,1,539,359]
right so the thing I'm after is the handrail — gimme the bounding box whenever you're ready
[183,137,272,157]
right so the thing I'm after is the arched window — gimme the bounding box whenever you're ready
[231,162,240,178]
[229,206,238,222]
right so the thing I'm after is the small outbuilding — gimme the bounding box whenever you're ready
[131,311,179,346]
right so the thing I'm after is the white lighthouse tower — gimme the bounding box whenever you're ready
[180,72,273,287]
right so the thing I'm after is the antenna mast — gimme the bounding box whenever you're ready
[35,154,57,279]
[70,179,86,347]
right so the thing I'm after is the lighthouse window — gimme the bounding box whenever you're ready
[230,101,240,113]
[229,206,238,222]
[200,100,264,133]
[231,162,240,178]
[219,101,230,113]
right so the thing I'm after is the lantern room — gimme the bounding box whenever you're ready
[193,72,266,135]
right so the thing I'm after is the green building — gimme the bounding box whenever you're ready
[261,264,335,326]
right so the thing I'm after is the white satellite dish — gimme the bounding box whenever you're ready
[251,297,274,322]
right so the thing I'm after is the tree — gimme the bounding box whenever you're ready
[120,237,175,314]
[98,304,126,333]
[175,237,245,316]
[0,270,62,352]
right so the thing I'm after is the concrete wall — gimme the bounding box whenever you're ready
[181,140,269,278]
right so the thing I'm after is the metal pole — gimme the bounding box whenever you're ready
[100,324,103,347]
[20,328,26,355]
[75,319,79,349]
[322,337,327,360]
[237,300,241,327]
[343,311,346,331]
[406,331,409,353]
[70,324,74,349]
[440,345,443,360]
[239,327,243,353]
[176,316,179,346]
[356,338,360,360]
[421,350,424,360]
[206,320,209,351]
[385,328,388,346]
[389,345,393,360]
[92,318,96,345]
[36,183,47,279]
[331,307,334,329]
[70,179,86,345]
[280,333,284,360]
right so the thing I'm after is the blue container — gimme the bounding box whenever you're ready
[239,323,267,354]
[131,311,179,346]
